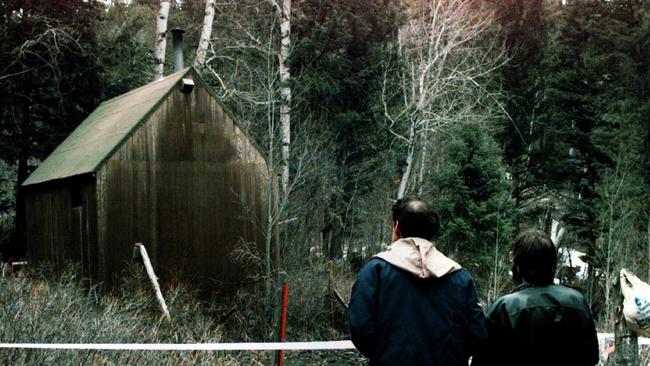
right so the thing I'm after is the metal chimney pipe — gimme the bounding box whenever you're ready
[171,29,185,72]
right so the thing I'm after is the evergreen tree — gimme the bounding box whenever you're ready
[291,0,403,258]
[491,0,548,203]
[495,0,650,318]
[431,122,517,303]
[0,0,102,258]
[94,2,157,98]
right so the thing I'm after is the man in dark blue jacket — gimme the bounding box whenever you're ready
[347,196,487,365]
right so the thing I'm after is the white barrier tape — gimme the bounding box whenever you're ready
[1,334,650,351]
[599,333,614,340]
[598,333,650,345]
[0,340,356,351]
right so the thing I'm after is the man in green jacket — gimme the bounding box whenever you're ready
[472,229,599,366]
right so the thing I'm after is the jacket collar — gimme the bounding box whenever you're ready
[514,282,554,292]
[374,237,461,279]
[514,283,534,292]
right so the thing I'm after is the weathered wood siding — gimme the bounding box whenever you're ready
[96,74,269,289]
[24,177,97,274]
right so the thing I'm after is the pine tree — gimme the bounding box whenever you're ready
[291,0,403,258]
[495,0,650,320]
[431,122,517,302]
[0,0,102,258]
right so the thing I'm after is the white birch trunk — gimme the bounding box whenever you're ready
[154,0,171,80]
[397,120,416,199]
[278,0,291,199]
[265,167,275,301]
[550,219,566,246]
[388,0,506,201]
[416,127,429,195]
[194,0,215,68]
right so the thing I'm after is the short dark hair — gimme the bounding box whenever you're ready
[392,196,440,240]
[511,229,557,286]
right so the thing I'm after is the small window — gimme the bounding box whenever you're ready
[71,185,82,208]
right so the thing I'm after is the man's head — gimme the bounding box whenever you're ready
[511,229,557,285]
[391,196,440,241]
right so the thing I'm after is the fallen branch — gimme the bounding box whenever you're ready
[134,243,171,322]
[332,288,348,310]
[327,260,348,310]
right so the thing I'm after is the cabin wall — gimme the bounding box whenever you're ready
[97,76,269,289]
[24,177,97,273]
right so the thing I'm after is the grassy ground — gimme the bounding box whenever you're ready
[7,260,650,365]
[0,262,363,365]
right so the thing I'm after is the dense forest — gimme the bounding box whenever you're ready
[1,0,649,341]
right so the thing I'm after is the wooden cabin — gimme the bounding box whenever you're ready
[22,68,271,290]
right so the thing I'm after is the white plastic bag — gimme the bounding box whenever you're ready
[620,268,650,337]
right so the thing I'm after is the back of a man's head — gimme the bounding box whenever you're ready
[512,229,557,286]
[392,196,440,241]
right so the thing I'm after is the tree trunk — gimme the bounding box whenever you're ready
[194,0,215,69]
[13,102,31,259]
[264,82,276,305]
[416,127,429,195]
[14,156,27,259]
[278,0,291,200]
[154,0,171,80]
[397,120,416,199]
[327,224,344,259]
[322,206,344,259]
[489,217,502,304]
[264,176,274,302]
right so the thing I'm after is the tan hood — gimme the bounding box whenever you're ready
[375,237,461,279]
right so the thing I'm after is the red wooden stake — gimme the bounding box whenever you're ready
[277,282,289,366]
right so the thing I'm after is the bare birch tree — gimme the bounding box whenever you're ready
[194,0,215,69]
[199,1,313,304]
[383,0,507,198]
[154,0,170,80]
[268,0,291,199]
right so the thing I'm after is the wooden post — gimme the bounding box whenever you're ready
[608,275,639,366]
[135,243,171,322]
[274,271,288,366]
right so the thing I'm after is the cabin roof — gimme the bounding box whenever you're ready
[23,68,192,186]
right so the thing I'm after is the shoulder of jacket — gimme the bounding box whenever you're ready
[433,268,475,292]
[449,268,474,284]
[365,256,387,267]
[555,284,584,296]
[486,290,524,316]
[554,285,590,305]
[488,285,589,315]
[359,257,389,273]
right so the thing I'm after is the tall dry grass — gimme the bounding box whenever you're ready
[0,260,363,365]
[0,262,269,365]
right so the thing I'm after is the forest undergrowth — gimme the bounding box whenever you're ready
[0,261,362,365]
[4,261,650,365]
